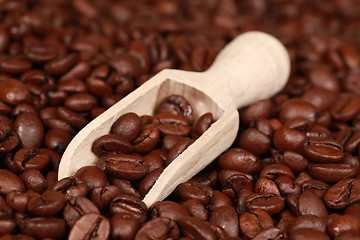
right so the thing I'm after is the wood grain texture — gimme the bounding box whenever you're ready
[58,31,290,207]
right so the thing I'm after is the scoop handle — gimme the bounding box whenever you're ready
[206,31,290,109]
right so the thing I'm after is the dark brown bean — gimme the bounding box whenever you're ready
[13,113,44,148]
[111,112,142,141]
[92,134,133,156]
[68,213,110,240]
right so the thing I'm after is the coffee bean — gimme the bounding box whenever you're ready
[209,206,239,237]
[134,217,180,240]
[239,209,274,239]
[219,148,262,174]
[19,217,66,239]
[245,193,284,216]
[111,112,142,141]
[68,213,110,240]
[132,124,160,153]
[153,113,191,137]
[109,195,147,223]
[0,169,25,195]
[156,95,193,123]
[324,178,360,210]
[111,213,139,240]
[14,113,44,148]
[104,153,149,180]
[178,216,216,240]
[27,190,65,217]
[92,134,133,156]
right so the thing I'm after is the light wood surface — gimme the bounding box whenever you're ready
[58,31,290,207]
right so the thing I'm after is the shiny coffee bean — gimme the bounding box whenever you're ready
[92,134,133,156]
[27,190,65,217]
[111,112,142,141]
[68,213,110,240]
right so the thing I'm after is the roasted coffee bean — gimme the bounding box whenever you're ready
[139,168,163,196]
[56,106,88,129]
[14,147,49,172]
[109,195,147,223]
[245,193,284,216]
[133,124,160,153]
[166,137,192,165]
[289,215,326,232]
[0,122,19,153]
[209,206,239,237]
[279,151,308,173]
[0,196,13,219]
[335,230,360,240]
[111,112,142,141]
[104,153,149,180]
[289,229,330,240]
[238,128,271,156]
[111,213,139,240]
[308,163,357,184]
[279,99,318,123]
[275,176,301,196]
[259,164,295,180]
[301,88,336,112]
[303,138,344,163]
[57,79,87,94]
[178,216,216,240]
[301,179,329,199]
[107,177,137,196]
[63,197,100,227]
[273,127,307,153]
[324,178,360,210]
[64,93,97,112]
[27,190,65,217]
[134,217,180,240]
[182,199,208,221]
[44,128,72,153]
[49,176,89,199]
[240,99,274,125]
[219,148,262,174]
[177,182,214,205]
[19,217,66,239]
[90,185,121,211]
[44,53,78,76]
[344,203,360,221]
[20,169,47,193]
[13,113,44,148]
[142,154,164,172]
[252,227,285,240]
[150,201,189,221]
[68,213,110,240]
[74,166,107,190]
[195,112,214,137]
[0,169,25,195]
[86,77,113,97]
[153,113,192,137]
[239,209,273,239]
[298,191,327,218]
[255,177,281,196]
[328,215,360,238]
[156,95,193,123]
[92,134,133,156]
[0,219,16,236]
[6,191,31,213]
[330,94,360,122]
[222,173,254,198]
[0,79,31,105]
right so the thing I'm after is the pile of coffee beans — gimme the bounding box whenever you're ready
[90,94,214,197]
[0,0,360,239]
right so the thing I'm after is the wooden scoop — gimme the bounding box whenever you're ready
[58,31,290,207]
